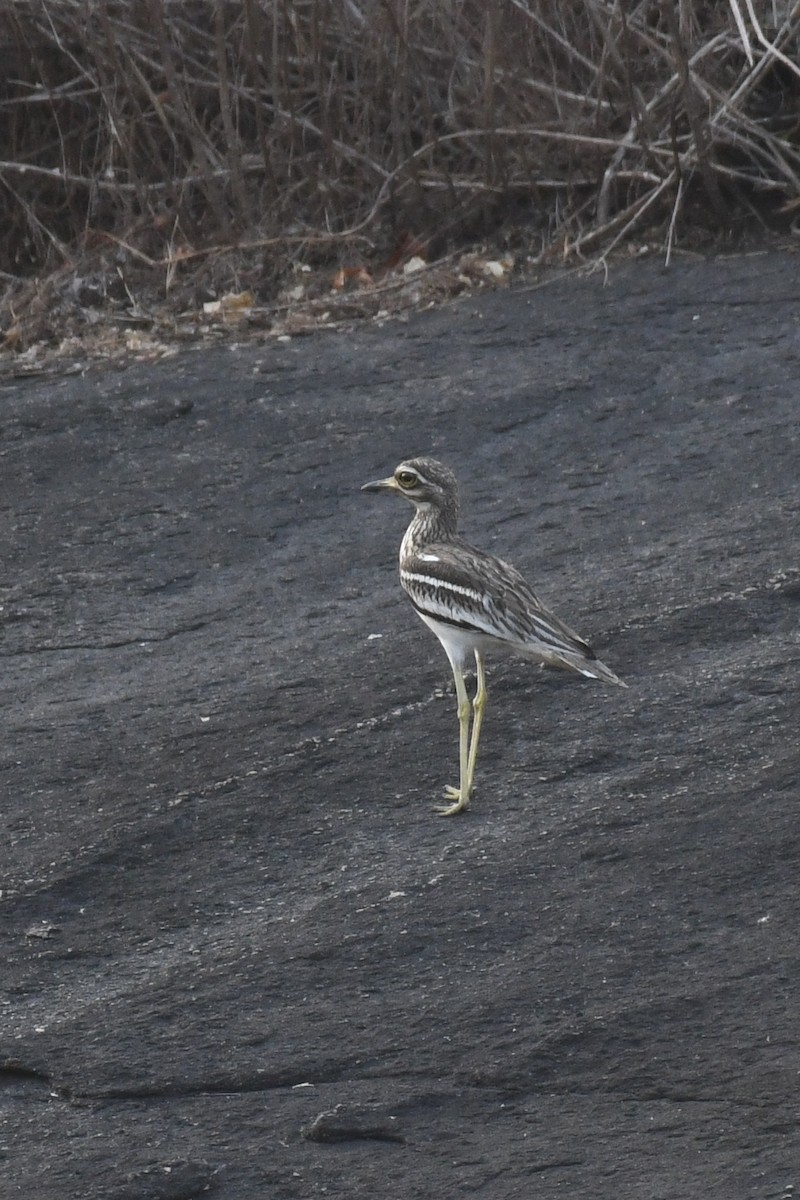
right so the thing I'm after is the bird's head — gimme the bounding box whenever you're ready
[361,457,458,511]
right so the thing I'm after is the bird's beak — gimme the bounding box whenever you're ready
[361,475,399,493]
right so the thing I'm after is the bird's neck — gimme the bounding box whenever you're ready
[400,500,459,558]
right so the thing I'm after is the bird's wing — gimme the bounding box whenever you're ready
[401,538,597,662]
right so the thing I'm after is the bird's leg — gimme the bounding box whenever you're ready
[465,650,487,796]
[438,664,472,816]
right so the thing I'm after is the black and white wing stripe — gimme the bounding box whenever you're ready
[400,539,597,662]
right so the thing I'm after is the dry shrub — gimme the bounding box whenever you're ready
[1,0,799,347]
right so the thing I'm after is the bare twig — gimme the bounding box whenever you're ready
[2,0,800,344]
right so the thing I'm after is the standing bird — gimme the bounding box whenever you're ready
[362,457,626,815]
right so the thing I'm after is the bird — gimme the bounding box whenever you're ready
[361,456,626,815]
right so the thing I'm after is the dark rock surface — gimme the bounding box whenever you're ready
[2,250,799,1199]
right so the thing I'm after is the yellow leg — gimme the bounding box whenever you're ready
[437,663,472,816]
[465,650,487,796]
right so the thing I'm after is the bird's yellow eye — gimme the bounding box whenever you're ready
[396,470,418,489]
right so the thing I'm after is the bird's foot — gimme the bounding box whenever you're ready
[436,784,470,817]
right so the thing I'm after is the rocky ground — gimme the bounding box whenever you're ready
[2,248,799,1199]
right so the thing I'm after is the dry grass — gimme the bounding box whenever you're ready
[1,0,799,355]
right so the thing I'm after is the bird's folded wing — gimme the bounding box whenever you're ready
[401,539,596,661]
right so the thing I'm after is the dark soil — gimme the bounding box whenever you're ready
[2,249,799,1199]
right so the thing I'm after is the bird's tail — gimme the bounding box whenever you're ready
[563,651,628,688]
[526,642,627,687]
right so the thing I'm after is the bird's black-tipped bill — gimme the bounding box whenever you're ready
[361,476,397,493]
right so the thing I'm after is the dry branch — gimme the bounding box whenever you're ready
[1,0,799,348]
